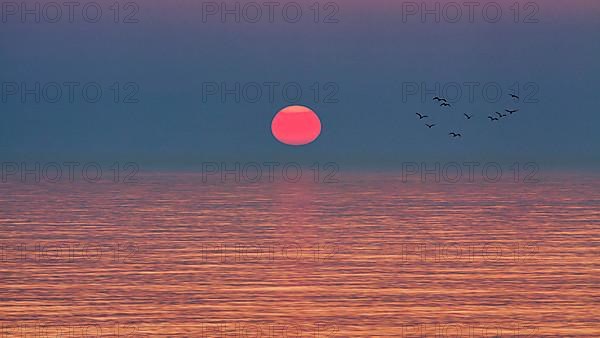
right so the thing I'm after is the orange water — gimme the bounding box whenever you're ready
[1,173,598,337]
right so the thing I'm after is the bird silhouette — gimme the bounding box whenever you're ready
[449,132,462,138]
[433,97,447,102]
[425,123,436,129]
[464,113,473,120]
[416,112,428,119]
[510,94,520,100]
[495,112,507,118]
[440,102,451,107]
[505,109,519,114]
[488,116,499,121]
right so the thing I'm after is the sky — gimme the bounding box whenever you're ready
[1,0,599,169]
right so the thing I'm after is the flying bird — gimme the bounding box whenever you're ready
[416,112,428,119]
[464,113,473,120]
[495,112,507,118]
[449,132,462,138]
[488,116,499,121]
[425,123,436,129]
[505,109,519,114]
[433,97,447,102]
[510,94,520,100]
[440,102,451,107]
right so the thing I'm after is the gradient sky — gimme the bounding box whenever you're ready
[1,0,599,169]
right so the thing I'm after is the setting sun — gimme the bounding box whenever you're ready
[271,105,322,146]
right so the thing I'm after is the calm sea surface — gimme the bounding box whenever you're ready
[1,173,598,337]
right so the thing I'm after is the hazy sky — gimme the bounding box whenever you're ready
[1,0,599,168]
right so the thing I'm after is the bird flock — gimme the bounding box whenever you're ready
[416,93,522,139]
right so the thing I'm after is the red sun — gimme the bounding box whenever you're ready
[271,105,322,146]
